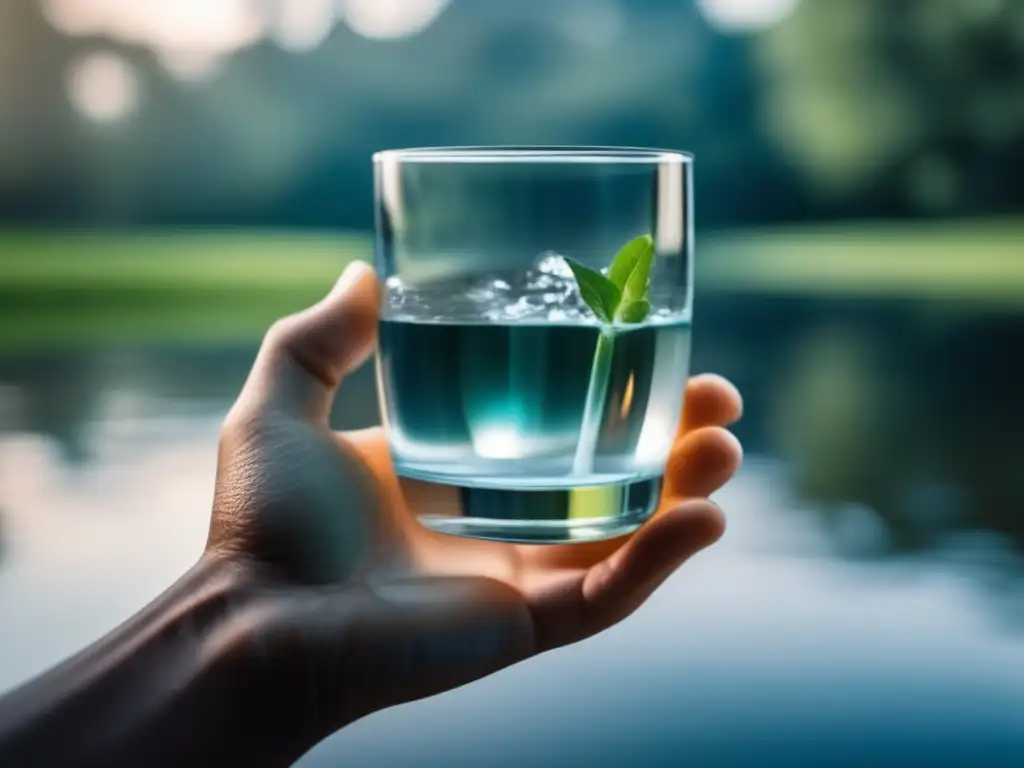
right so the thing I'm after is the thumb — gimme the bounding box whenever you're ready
[237,261,379,422]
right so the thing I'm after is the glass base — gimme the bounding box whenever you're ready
[415,476,661,544]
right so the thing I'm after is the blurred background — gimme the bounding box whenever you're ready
[1,1,1022,765]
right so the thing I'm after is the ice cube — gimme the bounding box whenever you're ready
[384,275,410,312]
[466,285,496,304]
[533,251,574,279]
[465,276,514,307]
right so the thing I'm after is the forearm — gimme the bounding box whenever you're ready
[0,556,308,768]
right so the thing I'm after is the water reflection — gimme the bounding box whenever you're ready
[699,297,1024,566]
[0,295,1021,763]
[0,346,381,465]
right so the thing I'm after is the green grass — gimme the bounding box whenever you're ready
[701,218,1024,303]
[1,220,1021,352]
[0,230,366,295]
[0,230,369,350]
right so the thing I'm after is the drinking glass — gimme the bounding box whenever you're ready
[374,146,693,543]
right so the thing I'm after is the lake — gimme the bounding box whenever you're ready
[0,285,1022,766]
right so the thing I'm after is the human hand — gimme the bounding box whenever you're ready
[209,261,742,754]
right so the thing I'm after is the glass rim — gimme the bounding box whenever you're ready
[373,145,693,164]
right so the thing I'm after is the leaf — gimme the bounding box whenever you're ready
[617,299,651,324]
[564,257,620,323]
[606,234,655,294]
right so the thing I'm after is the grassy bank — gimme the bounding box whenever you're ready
[701,217,1024,302]
[0,230,367,350]
[1,220,1021,351]
[0,230,363,300]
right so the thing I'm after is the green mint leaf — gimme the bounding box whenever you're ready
[563,257,620,323]
[617,299,651,324]
[606,234,655,294]
[621,242,654,305]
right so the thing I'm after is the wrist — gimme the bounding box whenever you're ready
[83,553,312,767]
[217,579,365,762]
[187,555,325,767]
[120,554,284,766]
[202,555,370,766]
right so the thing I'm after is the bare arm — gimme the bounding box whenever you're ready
[0,557,310,768]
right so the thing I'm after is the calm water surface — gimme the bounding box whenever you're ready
[0,295,1022,766]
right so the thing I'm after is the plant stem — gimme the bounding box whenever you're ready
[572,328,615,476]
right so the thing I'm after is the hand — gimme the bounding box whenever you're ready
[209,262,743,749]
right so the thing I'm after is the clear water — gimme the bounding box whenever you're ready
[375,253,691,540]
[376,316,691,489]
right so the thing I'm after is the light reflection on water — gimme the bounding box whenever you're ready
[0,296,1022,765]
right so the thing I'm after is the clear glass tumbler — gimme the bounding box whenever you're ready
[374,146,693,543]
